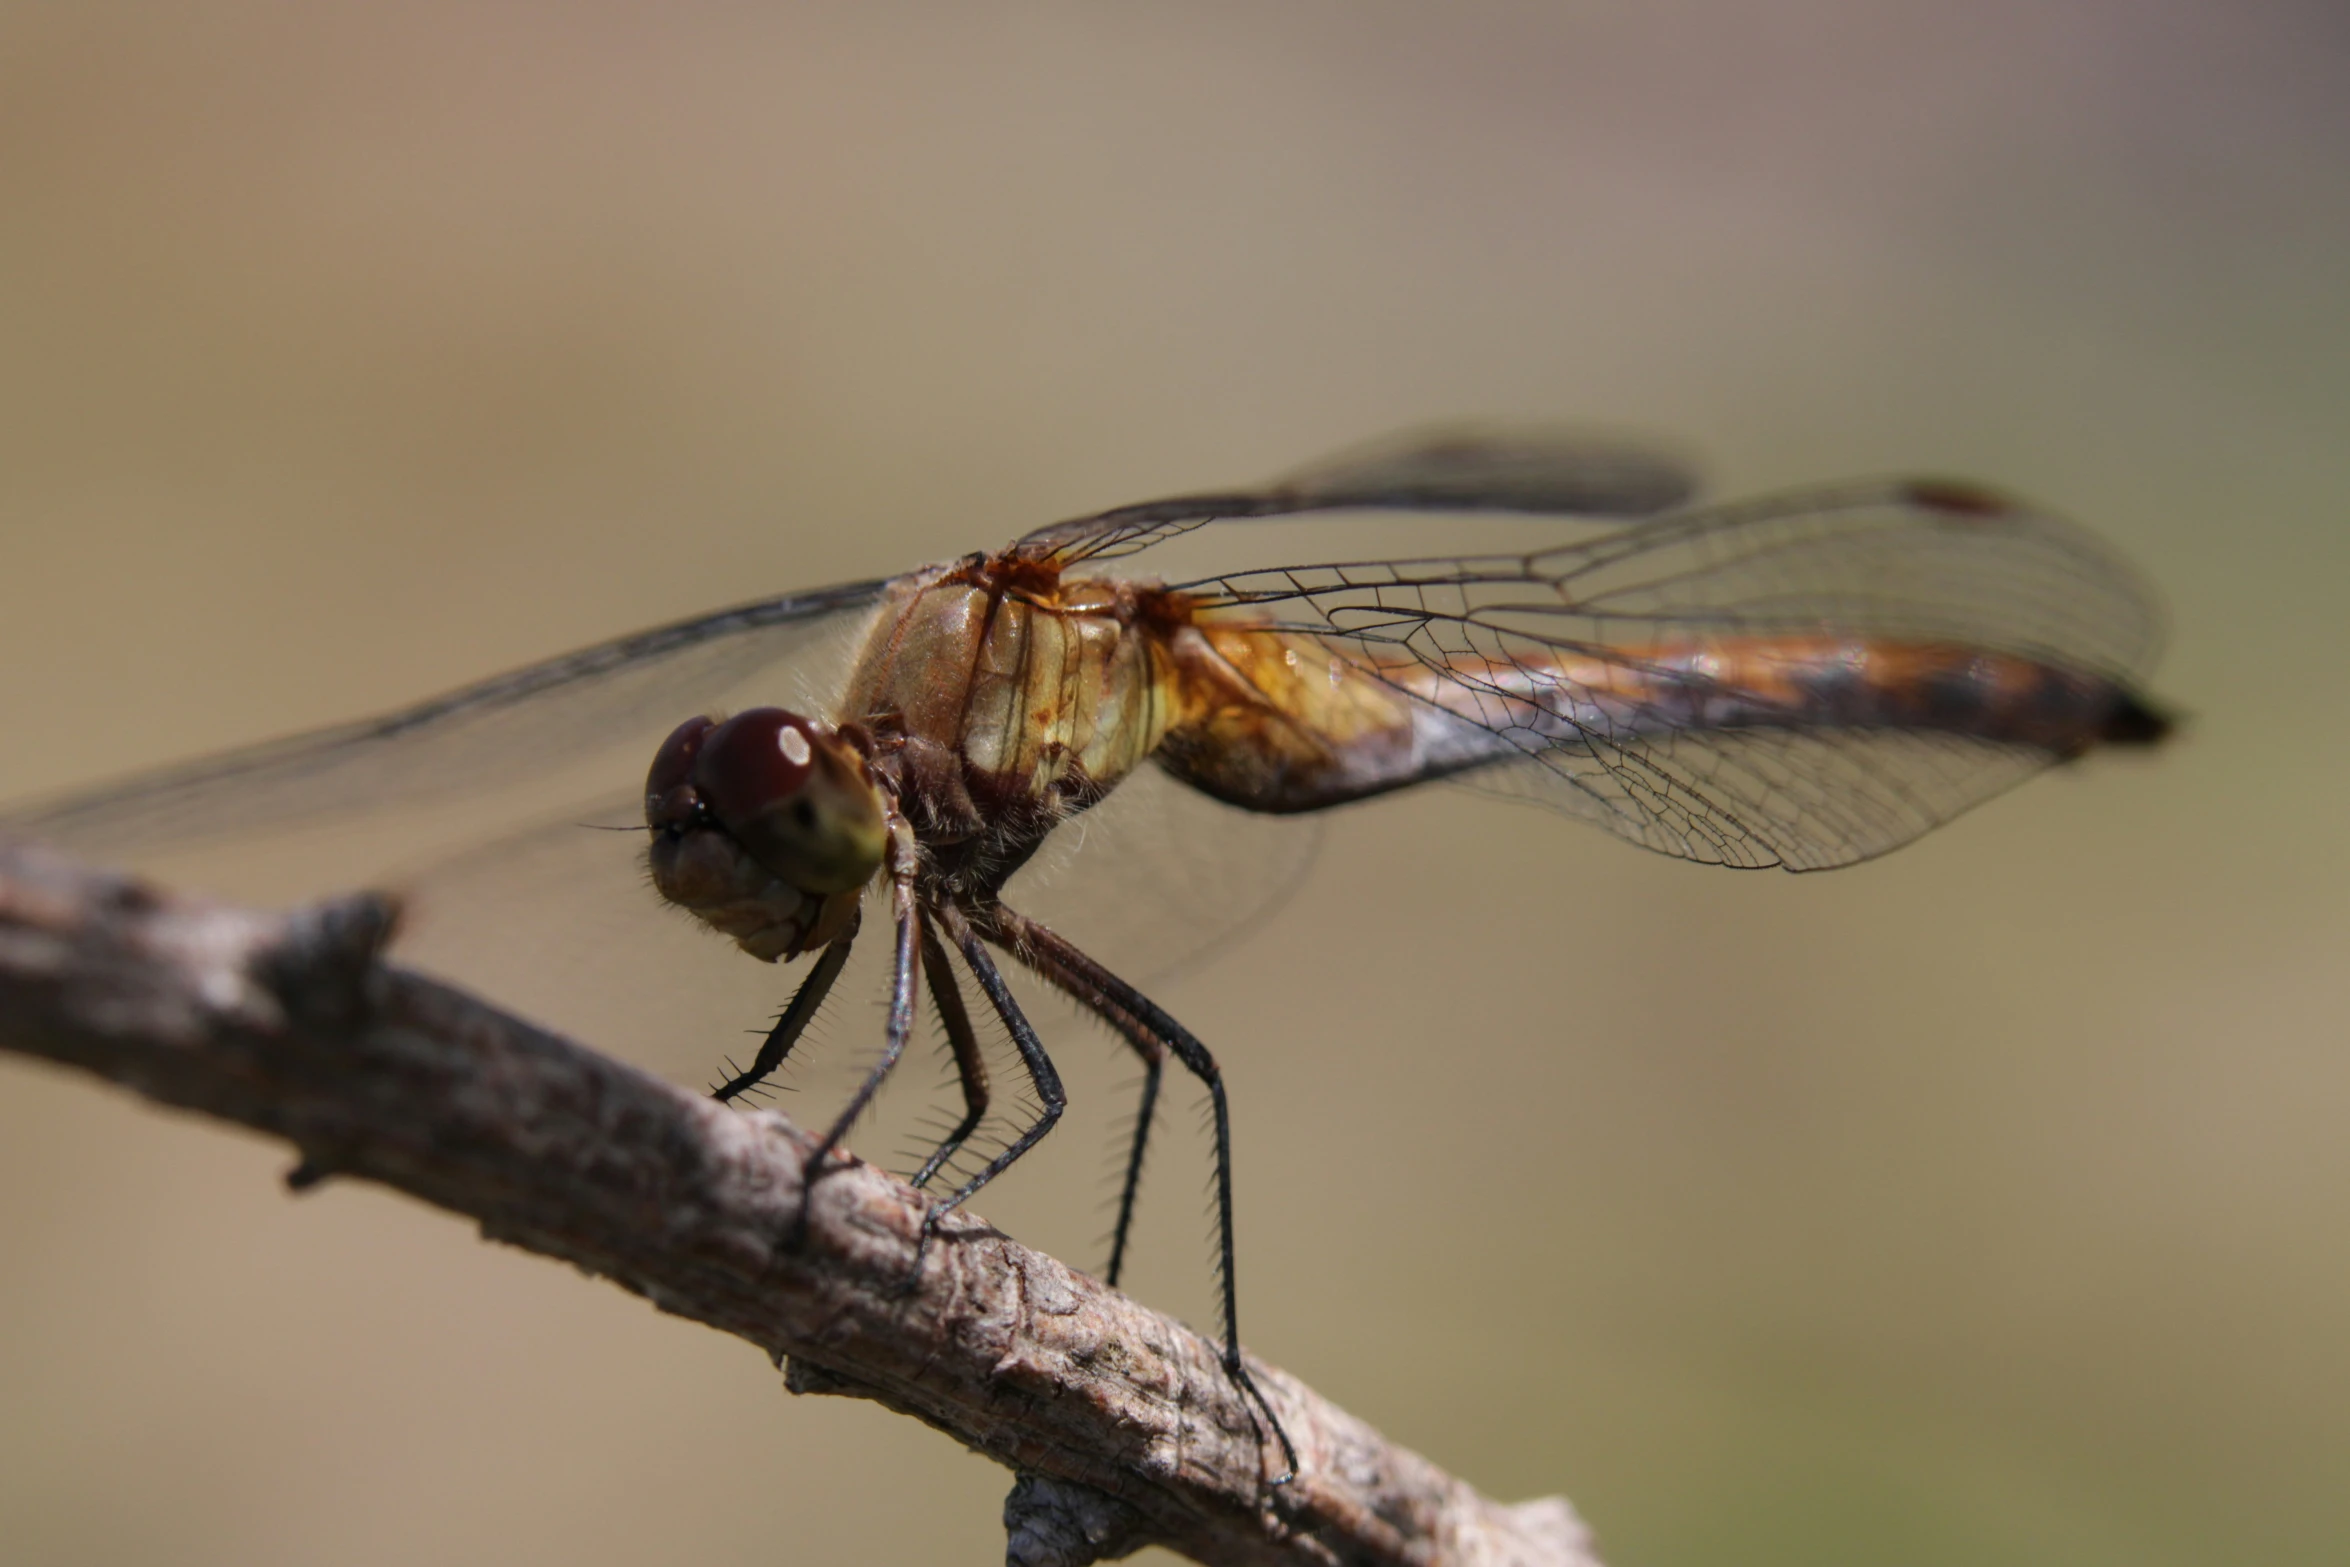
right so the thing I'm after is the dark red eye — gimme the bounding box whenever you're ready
[645,715,715,830]
[691,708,820,832]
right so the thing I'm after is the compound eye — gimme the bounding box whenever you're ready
[692,708,818,829]
[690,708,885,895]
[644,715,716,831]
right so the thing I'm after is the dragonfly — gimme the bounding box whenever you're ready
[1,428,2173,1481]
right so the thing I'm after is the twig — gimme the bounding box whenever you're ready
[0,841,1599,1567]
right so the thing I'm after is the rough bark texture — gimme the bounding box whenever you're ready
[0,841,1600,1567]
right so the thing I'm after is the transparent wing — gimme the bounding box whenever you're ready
[1452,729,2059,870]
[1014,425,1700,566]
[0,578,891,855]
[1003,761,1323,984]
[379,789,772,1070]
[388,766,1323,1079]
[1182,478,2168,871]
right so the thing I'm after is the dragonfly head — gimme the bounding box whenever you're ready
[644,708,887,959]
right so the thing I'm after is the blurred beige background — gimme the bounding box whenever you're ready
[3,3,2346,1564]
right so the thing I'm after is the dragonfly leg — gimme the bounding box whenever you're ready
[982,904,1299,1487]
[791,823,923,1241]
[711,906,861,1103]
[908,920,991,1191]
[1104,1032,1165,1291]
[907,902,1066,1272]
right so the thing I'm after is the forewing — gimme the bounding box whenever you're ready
[378,768,1323,1101]
[0,578,890,855]
[1014,425,1699,565]
[1183,479,2166,871]
[373,787,820,1082]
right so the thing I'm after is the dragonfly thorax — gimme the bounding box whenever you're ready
[831,561,1185,887]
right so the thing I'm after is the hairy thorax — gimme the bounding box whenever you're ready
[831,558,1187,885]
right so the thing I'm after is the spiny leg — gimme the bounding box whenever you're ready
[1104,1030,1165,1290]
[793,825,922,1236]
[909,919,991,1191]
[912,902,1066,1259]
[986,932,1165,1287]
[712,907,860,1103]
[986,903,1299,1486]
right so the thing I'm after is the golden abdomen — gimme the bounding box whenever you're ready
[1153,623,1428,812]
[1153,621,2159,813]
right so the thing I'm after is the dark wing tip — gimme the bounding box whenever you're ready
[1901,477,2023,520]
[1280,425,1702,518]
[2100,689,2178,747]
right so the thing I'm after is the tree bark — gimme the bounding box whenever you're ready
[0,840,1600,1567]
